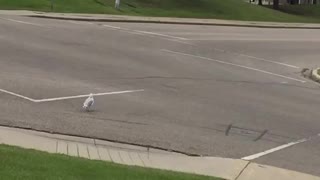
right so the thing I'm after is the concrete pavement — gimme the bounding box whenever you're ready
[1,126,320,180]
[0,13,320,177]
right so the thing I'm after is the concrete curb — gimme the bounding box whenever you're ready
[28,14,320,29]
[0,125,320,180]
[1,10,319,29]
[0,125,244,180]
[311,68,320,83]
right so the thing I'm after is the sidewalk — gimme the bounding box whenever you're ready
[1,10,320,29]
[0,125,319,180]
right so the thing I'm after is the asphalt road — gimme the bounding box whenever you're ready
[0,15,320,176]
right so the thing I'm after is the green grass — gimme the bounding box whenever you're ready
[0,145,220,180]
[0,0,319,23]
[279,5,320,19]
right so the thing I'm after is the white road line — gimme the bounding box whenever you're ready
[101,24,189,41]
[242,134,320,160]
[0,88,36,102]
[162,49,306,83]
[69,21,93,25]
[188,38,320,42]
[303,77,320,86]
[213,48,225,52]
[75,22,189,43]
[103,24,122,30]
[166,38,194,45]
[242,139,307,160]
[133,30,188,40]
[185,45,299,69]
[0,18,45,27]
[211,47,299,69]
[34,89,145,103]
[0,88,144,103]
[238,54,299,69]
[127,31,145,35]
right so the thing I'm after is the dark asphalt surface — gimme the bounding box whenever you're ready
[0,15,319,176]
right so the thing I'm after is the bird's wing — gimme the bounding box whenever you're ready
[87,98,94,107]
[83,97,91,106]
[87,101,93,107]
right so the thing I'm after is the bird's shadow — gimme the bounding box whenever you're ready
[80,108,98,114]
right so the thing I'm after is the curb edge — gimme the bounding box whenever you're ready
[27,15,320,29]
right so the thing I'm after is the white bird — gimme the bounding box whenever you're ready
[83,93,94,111]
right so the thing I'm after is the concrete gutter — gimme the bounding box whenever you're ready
[0,125,320,180]
[311,68,320,82]
[1,10,320,29]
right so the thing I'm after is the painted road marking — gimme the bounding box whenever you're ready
[0,18,45,27]
[237,53,300,69]
[162,49,306,83]
[34,89,145,102]
[0,89,144,103]
[163,32,252,36]
[188,38,320,42]
[132,30,188,40]
[0,88,36,102]
[69,21,94,25]
[70,22,190,44]
[172,38,299,69]
[103,24,122,30]
[166,38,194,45]
[242,133,320,160]
[185,45,299,69]
[210,47,300,69]
[101,24,189,41]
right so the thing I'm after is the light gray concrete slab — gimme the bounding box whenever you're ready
[128,151,145,167]
[118,150,135,165]
[96,146,112,162]
[77,143,89,159]
[108,148,124,164]
[137,152,152,167]
[67,142,79,157]
[87,144,101,160]
[57,140,68,155]
[145,155,248,180]
[237,163,320,180]
[0,126,56,153]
